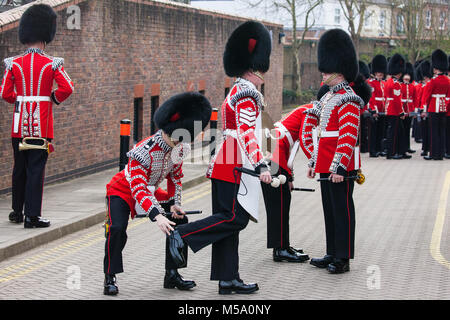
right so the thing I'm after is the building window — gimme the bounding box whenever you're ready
[439,11,446,30]
[425,10,432,28]
[334,8,341,24]
[396,14,405,34]
[364,11,372,28]
[379,10,386,31]
[150,96,159,135]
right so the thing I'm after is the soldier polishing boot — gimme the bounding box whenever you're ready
[104,274,119,295]
[24,216,50,228]
[163,269,196,290]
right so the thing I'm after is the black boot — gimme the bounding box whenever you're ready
[327,258,350,274]
[167,230,186,268]
[24,216,50,228]
[407,149,416,153]
[104,274,119,295]
[310,254,334,268]
[273,248,309,262]
[288,246,304,254]
[9,211,23,223]
[218,279,259,295]
[401,153,412,159]
[164,269,196,290]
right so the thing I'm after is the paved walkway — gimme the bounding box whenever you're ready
[0,141,449,300]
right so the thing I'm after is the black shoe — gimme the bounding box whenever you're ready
[434,157,443,160]
[421,151,428,156]
[379,152,387,157]
[218,279,259,295]
[386,154,402,159]
[424,155,433,160]
[287,246,304,254]
[104,274,119,295]
[444,154,450,159]
[402,154,412,159]
[9,211,23,223]
[24,216,50,228]
[164,269,196,290]
[167,230,186,268]
[273,248,309,263]
[407,149,416,153]
[327,258,350,274]
[369,153,379,158]
[310,254,334,268]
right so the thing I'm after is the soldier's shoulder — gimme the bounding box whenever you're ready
[3,54,23,70]
[40,53,65,70]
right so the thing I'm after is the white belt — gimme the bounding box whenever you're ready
[386,98,394,101]
[16,96,51,102]
[319,130,339,138]
[401,99,413,103]
[274,122,294,147]
[432,94,446,98]
[374,97,384,101]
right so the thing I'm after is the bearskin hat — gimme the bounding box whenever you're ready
[359,61,370,80]
[223,21,272,77]
[154,92,212,142]
[387,53,406,75]
[418,60,432,79]
[19,4,57,45]
[403,62,415,82]
[431,49,448,72]
[371,55,387,74]
[317,84,330,100]
[415,63,423,82]
[317,29,358,82]
[351,74,372,106]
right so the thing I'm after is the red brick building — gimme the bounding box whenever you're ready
[0,0,284,193]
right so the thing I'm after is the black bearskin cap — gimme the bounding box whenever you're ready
[418,60,432,79]
[371,55,387,74]
[387,53,406,75]
[154,92,212,142]
[403,62,415,82]
[359,61,370,80]
[431,49,448,72]
[317,84,330,100]
[351,74,372,106]
[19,4,57,45]
[223,21,272,77]
[317,29,358,82]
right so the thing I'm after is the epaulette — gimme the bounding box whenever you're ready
[126,138,154,169]
[52,57,64,71]
[3,57,15,71]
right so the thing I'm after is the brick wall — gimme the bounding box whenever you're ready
[0,0,284,193]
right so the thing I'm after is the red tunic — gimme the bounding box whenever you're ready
[421,74,450,113]
[367,79,385,113]
[414,82,423,112]
[401,82,416,114]
[206,78,267,184]
[106,131,184,220]
[384,78,404,116]
[307,82,364,175]
[0,48,74,139]
[270,104,317,176]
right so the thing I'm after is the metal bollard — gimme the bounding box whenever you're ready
[119,119,131,171]
[210,108,218,157]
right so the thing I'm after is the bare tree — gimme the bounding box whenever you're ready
[245,0,322,95]
[338,0,370,55]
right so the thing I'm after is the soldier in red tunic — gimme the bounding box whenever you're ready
[260,86,328,263]
[367,55,387,158]
[103,92,212,295]
[400,62,417,154]
[0,5,74,227]
[417,60,433,157]
[421,49,449,160]
[306,29,371,274]
[167,21,272,294]
[446,56,450,159]
[359,61,371,154]
[384,54,410,159]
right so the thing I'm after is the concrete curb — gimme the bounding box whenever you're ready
[0,174,208,262]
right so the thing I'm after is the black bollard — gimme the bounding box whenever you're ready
[119,119,131,171]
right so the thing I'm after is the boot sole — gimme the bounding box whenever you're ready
[218,287,259,295]
[164,282,196,290]
[103,288,119,295]
[273,256,310,263]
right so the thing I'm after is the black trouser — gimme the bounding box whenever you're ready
[412,116,422,142]
[367,115,377,155]
[360,114,369,153]
[403,116,412,151]
[11,137,49,217]
[386,115,405,156]
[421,117,429,153]
[319,171,356,260]
[428,112,446,159]
[375,114,386,153]
[446,116,450,155]
[103,195,188,275]
[176,179,250,281]
[261,166,291,249]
